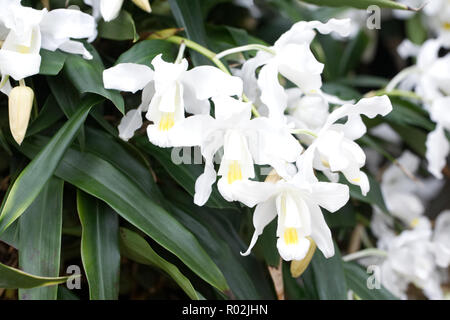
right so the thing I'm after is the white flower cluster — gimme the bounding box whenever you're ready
[367,152,450,299]
[389,1,450,179]
[104,18,393,262]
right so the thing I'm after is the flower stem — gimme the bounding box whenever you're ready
[365,88,421,100]
[163,35,261,117]
[215,44,275,59]
[290,128,318,138]
[175,41,186,64]
[385,65,418,92]
[342,248,388,262]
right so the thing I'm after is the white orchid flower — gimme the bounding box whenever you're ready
[298,95,393,195]
[240,18,351,122]
[0,2,96,82]
[426,96,450,178]
[379,220,445,300]
[285,87,354,140]
[391,39,450,105]
[84,0,151,22]
[432,210,450,268]
[227,174,349,261]
[175,96,302,206]
[103,54,243,146]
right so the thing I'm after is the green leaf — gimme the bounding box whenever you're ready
[39,49,66,75]
[0,95,103,235]
[0,262,72,289]
[119,227,198,300]
[343,262,398,300]
[98,10,138,41]
[18,178,64,300]
[305,242,347,300]
[162,189,274,299]
[168,0,211,66]
[63,46,124,113]
[339,31,369,76]
[134,137,238,210]
[116,40,176,67]
[406,13,427,45]
[26,95,64,137]
[77,190,121,300]
[300,0,417,10]
[18,136,229,293]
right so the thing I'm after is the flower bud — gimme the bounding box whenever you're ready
[290,237,316,278]
[8,86,34,145]
[131,0,151,13]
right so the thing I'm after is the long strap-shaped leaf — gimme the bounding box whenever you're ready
[301,0,418,10]
[119,227,198,300]
[0,262,73,289]
[77,190,121,300]
[18,177,64,300]
[0,95,103,235]
[18,136,229,293]
[168,0,211,66]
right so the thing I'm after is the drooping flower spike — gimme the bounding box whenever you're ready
[171,96,303,206]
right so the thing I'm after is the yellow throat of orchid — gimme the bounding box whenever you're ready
[284,228,299,245]
[443,22,450,30]
[227,160,243,184]
[157,112,175,131]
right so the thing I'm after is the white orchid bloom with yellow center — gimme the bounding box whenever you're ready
[240,18,351,122]
[103,54,243,147]
[0,1,96,82]
[84,0,151,22]
[173,96,302,206]
[298,95,393,195]
[227,174,349,261]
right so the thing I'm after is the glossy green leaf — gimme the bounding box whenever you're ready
[343,262,398,300]
[63,46,124,113]
[0,95,103,235]
[0,262,72,289]
[18,178,64,300]
[119,227,198,300]
[116,40,176,67]
[39,49,66,76]
[168,0,211,65]
[98,10,138,41]
[301,0,417,10]
[18,136,228,293]
[162,189,275,299]
[306,242,347,300]
[26,95,64,137]
[77,190,121,300]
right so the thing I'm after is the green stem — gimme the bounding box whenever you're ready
[366,88,421,100]
[290,128,318,138]
[162,36,261,117]
[342,248,388,262]
[215,44,275,59]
